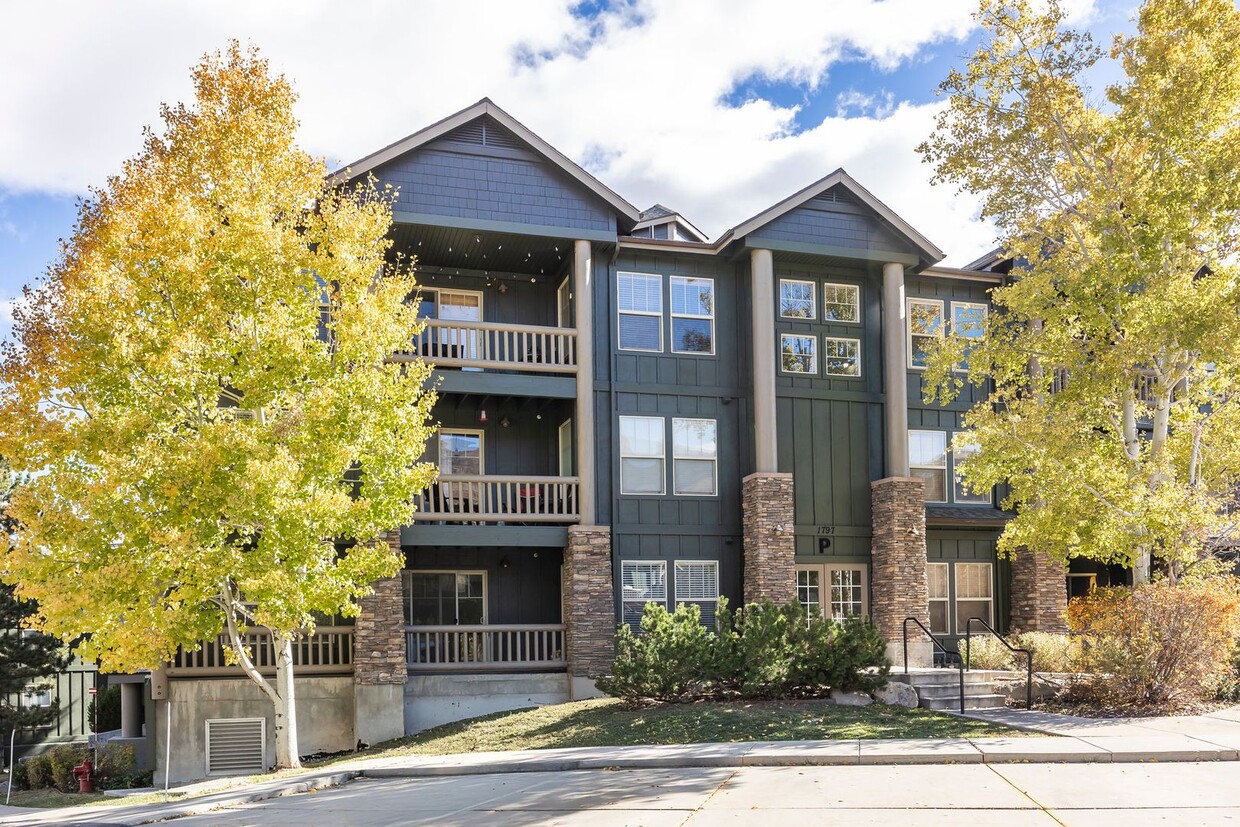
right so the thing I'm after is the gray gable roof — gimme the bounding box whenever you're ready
[329,99,641,226]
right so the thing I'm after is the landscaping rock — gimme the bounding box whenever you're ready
[830,689,874,707]
[871,681,919,708]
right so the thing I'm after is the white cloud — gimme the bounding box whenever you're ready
[0,0,1108,265]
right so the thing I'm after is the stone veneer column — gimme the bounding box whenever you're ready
[871,477,931,667]
[1009,547,1068,632]
[353,529,407,747]
[563,525,614,698]
[741,472,796,605]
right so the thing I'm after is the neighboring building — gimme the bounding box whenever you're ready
[151,99,1068,782]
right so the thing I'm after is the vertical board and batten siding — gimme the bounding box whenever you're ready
[403,546,564,625]
[372,116,615,234]
[925,529,1010,636]
[600,250,746,611]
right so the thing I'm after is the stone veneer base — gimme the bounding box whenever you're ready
[871,477,930,668]
[563,525,614,681]
[1010,546,1068,633]
[741,472,795,605]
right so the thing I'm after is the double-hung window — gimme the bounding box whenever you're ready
[824,337,861,377]
[670,276,714,354]
[672,418,717,496]
[951,302,987,372]
[779,279,815,319]
[927,563,950,634]
[907,298,944,369]
[621,561,667,632]
[823,283,860,322]
[954,562,994,631]
[619,416,665,494]
[952,434,989,504]
[674,561,720,627]
[780,334,817,374]
[617,272,662,351]
[908,429,948,502]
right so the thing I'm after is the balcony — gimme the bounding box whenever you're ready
[404,623,566,672]
[394,319,578,374]
[165,626,354,678]
[412,475,579,523]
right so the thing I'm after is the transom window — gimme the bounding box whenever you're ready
[907,298,944,369]
[621,561,667,631]
[908,429,948,503]
[617,272,663,351]
[796,564,868,621]
[779,279,816,319]
[780,334,817,374]
[823,337,861,377]
[403,571,486,626]
[674,561,720,627]
[952,302,988,372]
[619,416,665,494]
[672,418,718,496]
[823,283,860,323]
[670,276,714,354]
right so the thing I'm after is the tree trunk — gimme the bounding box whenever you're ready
[1122,392,1152,584]
[271,636,300,770]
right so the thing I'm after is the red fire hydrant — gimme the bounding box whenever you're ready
[72,759,94,793]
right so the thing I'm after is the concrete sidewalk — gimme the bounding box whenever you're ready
[6,703,1240,826]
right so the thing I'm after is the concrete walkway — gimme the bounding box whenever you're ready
[5,704,1240,826]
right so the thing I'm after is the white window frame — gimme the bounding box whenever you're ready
[621,560,667,631]
[437,429,485,475]
[951,301,988,373]
[823,336,862,378]
[780,333,818,375]
[674,560,720,627]
[617,272,663,352]
[954,562,994,633]
[779,278,816,320]
[928,562,950,634]
[402,569,489,626]
[619,415,666,495]
[907,297,944,370]
[908,429,948,504]
[795,564,869,621]
[951,432,991,504]
[671,417,718,496]
[823,282,861,323]
[669,276,715,355]
[796,566,823,616]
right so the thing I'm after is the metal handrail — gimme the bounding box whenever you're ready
[964,616,1034,710]
[902,616,965,714]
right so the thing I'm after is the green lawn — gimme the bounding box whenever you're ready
[357,697,1023,758]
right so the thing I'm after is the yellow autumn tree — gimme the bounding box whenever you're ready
[0,44,436,769]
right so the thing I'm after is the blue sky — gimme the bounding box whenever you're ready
[0,0,1140,339]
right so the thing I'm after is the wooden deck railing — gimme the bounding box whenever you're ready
[166,626,354,677]
[405,624,566,672]
[394,319,578,374]
[412,475,579,523]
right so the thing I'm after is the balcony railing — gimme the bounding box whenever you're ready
[394,319,578,374]
[412,475,579,523]
[166,626,354,678]
[405,624,566,672]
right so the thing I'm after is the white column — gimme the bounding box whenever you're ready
[882,262,909,477]
[750,248,778,473]
[573,239,596,524]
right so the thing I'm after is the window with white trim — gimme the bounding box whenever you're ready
[780,333,817,374]
[672,418,718,496]
[621,560,667,631]
[617,272,662,351]
[907,298,944,369]
[909,429,948,503]
[619,416,665,494]
[954,562,994,632]
[796,564,868,621]
[670,276,714,354]
[779,279,815,319]
[796,568,822,616]
[823,283,860,323]
[928,562,949,635]
[675,560,720,627]
[952,433,990,504]
[824,337,861,377]
[951,302,987,372]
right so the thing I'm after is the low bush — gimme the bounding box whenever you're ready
[9,758,29,791]
[95,742,146,790]
[47,744,87,793]
[599,599,889,703]
[22,752,52,791]
[1067,580,1240,709]
[1013,631,1078,674]
[961,634,1016,670]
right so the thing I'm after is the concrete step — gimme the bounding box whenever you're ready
[919,693,1007,711]
[890,670,1002,687]
[915,683,1002,701]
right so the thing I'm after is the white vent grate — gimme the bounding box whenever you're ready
[205,717,266,776]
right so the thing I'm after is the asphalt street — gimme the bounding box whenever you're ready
[167,762,1240,826]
